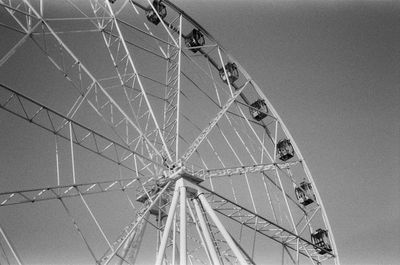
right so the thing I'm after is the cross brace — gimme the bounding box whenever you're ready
[182,180,336,263]
[193,161,300,180]
[0,177,148,207]
[0,84,162,172]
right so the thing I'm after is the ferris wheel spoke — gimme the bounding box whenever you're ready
[193,47,274,145]
[216,102,258,162]
[261,171,307,215]
[282,245,297,265]
[0,0,43,74]
[289,206,321,244]
[213,124,259,214]
[217,110,268,169]
[130,0,179,48]
[15,0,166,169]
[0,226,24,265]
[0,177,151,207]
[223,109,262,160]
[57,198,99,263]
[0,1,339,264]
[179,67,269,158]
[117,214,148,265]
[229,232,257,265]
[0,20,26,36]
[77,189,115,250]
[90,0,174,163]
[194,161,300,180]
[165,23,183,161]
[0,20,41,68]
[103,27,167,59]
[99,179,171,265]
[233,103,275,162]
[274,168,299,236]
[180,83,247,163]
[185,181,334,263]
[0,0,37,33]
[116,16,173,51]
[0,84,161,175]
[112,2,184,162]
[179,113,227,171]
[218,62,274,144]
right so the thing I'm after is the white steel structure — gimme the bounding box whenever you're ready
[0,1,339,264]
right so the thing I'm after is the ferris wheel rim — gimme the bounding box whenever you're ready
[158,2,339,261]
[0,1,339,264]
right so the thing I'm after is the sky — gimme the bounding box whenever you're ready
[0,0,399,265]
[172,1,399,264]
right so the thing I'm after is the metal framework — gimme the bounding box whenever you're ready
[0,1,339,265]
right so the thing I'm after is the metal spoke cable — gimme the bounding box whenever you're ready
[178,87,232,166]
[0,1,338,264]
[234,104,274,162]
[223,111,258,163]
[214,123,258,214]
[0,84,164,179]
[65,0,101,27]
[59,198,98,263]
[91,5,164,163]
[178,95,237,192]
[30,32,160,176]
[0,241,11,265]
[235,104,266,158]
[77,190,114,250]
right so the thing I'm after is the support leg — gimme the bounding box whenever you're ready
[179,185,187,265]
[155,184,180,265]
[193,198,221,265]
[198,193,248,265]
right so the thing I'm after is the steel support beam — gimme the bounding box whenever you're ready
[181,84,246,162]
[0,177,146,207]
[155,180,180,265]
[0,84,161,172]
[193,198,221,265]
[197,192,248,265]
[179,185,187,265]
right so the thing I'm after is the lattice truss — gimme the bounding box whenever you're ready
[0,1,338,265]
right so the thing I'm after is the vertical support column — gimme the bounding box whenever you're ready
[179,185,187,265]
[193,199,221,265]
[296,238,300,265]
[156,207,161,255]
[197,193,248,265]
[55,135,61,194]
[172,214,177,265]
[155,184,180,265]
[251,217,258,259]
[69,121,76,184]
[39,0,43,16]
[175,14,183,161]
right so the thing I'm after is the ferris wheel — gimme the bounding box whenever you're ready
[0,1,339,264]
